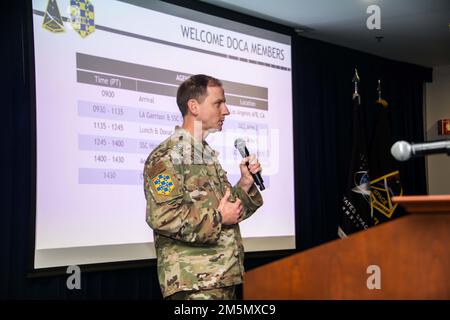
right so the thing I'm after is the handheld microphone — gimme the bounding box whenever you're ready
[391,140,450,161]
[234,138,265,191]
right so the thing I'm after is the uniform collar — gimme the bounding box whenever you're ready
[173,126,219,164]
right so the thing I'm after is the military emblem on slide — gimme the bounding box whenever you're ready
[42,0,65,33]
[70,0,95,38]
[152,173,175,196]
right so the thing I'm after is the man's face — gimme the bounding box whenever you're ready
[195,85,230,133]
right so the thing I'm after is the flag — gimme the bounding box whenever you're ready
[338,92,373,238]
[369,98,404,225]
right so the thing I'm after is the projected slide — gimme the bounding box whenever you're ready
[32,0,295,269]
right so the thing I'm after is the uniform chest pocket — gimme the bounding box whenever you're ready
[183,165,221,204]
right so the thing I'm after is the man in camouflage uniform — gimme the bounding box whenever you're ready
[143,74,263,300]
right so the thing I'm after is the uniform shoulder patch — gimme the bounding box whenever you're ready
[152,172,175,195]
[146,160,180,199]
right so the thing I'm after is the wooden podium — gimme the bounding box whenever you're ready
[243,195,450,299]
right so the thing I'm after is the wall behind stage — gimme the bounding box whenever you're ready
[425,65,450,194]
[292,35,431,250]
[1,0,431,299]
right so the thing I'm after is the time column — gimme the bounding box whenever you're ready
[77,95,144,186]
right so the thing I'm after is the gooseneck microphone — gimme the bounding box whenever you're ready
[234,138,265,191]
[391,140,450,161]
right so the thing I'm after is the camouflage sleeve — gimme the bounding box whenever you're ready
[216,163,263,223]
[144,157,222,244]
[234,184,263,223]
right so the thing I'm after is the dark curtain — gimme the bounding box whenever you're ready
[2,0,162,300]
[1,1,430,299]
[293,36,430,251]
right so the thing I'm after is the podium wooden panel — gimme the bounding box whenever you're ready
[244,195,450,299]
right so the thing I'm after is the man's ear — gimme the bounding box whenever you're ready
[187,99,198,116]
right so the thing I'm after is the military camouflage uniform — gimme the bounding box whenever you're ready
[166,286,236,300]
[143,126,263,299]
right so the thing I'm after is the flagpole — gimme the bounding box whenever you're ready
[338,68,373,238]
[377,79,382,101]
[352,68,360,103]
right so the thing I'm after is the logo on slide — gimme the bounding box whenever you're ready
[70,0,95,38]
[42,0,65,33]
[152,173,175,196]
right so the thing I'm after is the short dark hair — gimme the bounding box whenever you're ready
[176,74,223,116]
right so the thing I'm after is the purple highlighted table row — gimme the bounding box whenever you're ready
[78,100,268,132]
[79,168,143,185]
[78,100,182,125]
[79,134,271,162]
[79,168,270,188]
[78,134,160,154]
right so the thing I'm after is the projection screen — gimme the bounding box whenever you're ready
[31,0,295,269]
